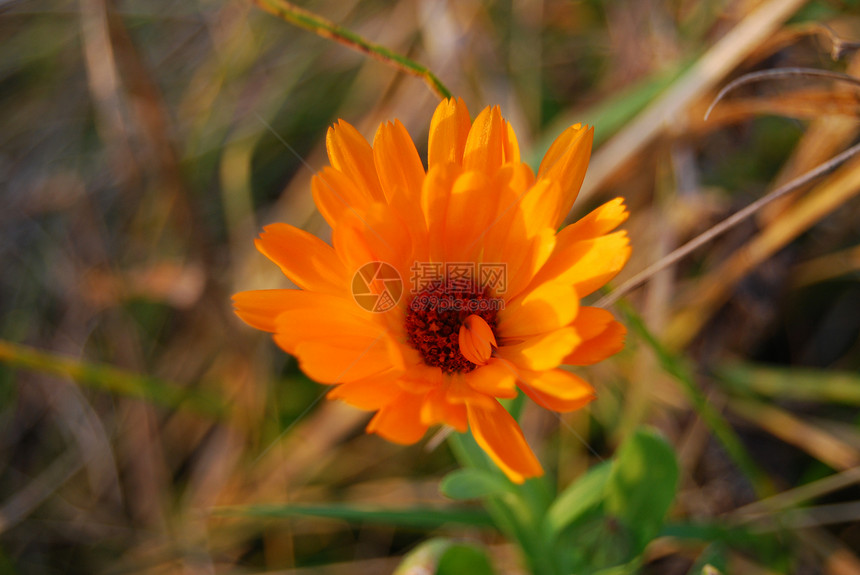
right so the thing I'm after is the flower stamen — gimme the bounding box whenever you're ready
[405,283,499,373]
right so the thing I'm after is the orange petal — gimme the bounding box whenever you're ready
[569,306,614,340]
[480,168,553,271]
[564,320,626,365]
[496,327,580,371]
[421,163,460,262]
[233,289,298,333]
[497,280,579,339]
[326,120,384,202]
[332,202,413,293]
[443,171,496,262]
[273,304,386,352]
[458,314,496,365]
[517,368,595,412]
[285,334,404,384]
[518,179,564,235]
[233,289,352,333]
[398,362,444,393]
[464,357,518,398]
[366,390,429,444]
[312,167,371,227]
[445,376,497,409]
[420,386,468,432]
[537,124,593,227]
[371,120,427,241]
[479,164,536,271]
[428,97,471,168]
[492,162,536,210]
[373,119,425,204]
[254,223,349,294]
[568,232,631,297]
[503,119,521,164]
[466,400,543,484]
[559,197,629,243]
[327,372,406,410]
[501,227,557,302]
[530,230,631,298]
[463,106,504,176]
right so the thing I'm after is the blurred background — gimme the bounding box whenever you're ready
[2,0,860,573]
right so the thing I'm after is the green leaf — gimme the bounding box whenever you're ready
[687,543,729,575]
[592,557,644,575]
[605,428,679,551]
[544,461,612,537]
[440,468,515,500]
[393,539,496,575]
[214,504,495,530]
[661,521,789,569]
[393,539,452,575]
[446,432,558,575]
[659,521,748,545]
[437,543,496,575]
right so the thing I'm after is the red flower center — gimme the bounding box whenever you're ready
[405,283,499,373]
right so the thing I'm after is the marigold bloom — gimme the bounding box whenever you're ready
[234,99,630,483]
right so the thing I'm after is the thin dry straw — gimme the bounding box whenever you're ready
[598,140,860,308]
[598,68,860,308]
[704,67,860,121]
[816,23,860,61]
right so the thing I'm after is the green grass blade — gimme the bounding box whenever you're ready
[532,60,691,167]
[214,503,495,529]
[252,0,452,99]
[618,303,775,498]
[0,339,228,419]
[716,362,860,404]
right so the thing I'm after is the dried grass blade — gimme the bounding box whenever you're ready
[580,0,808,203]
[664,150,860,348]
[705,67,860,120]
[598,140,860,309]
[729,398,860,472]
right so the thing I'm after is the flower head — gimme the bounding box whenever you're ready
[234,99,630,483]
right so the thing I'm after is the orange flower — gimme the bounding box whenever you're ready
[234,99,630,483]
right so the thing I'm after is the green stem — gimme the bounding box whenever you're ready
[618,302,775,498]
[252,0,452,100]
[448,432,560,575]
